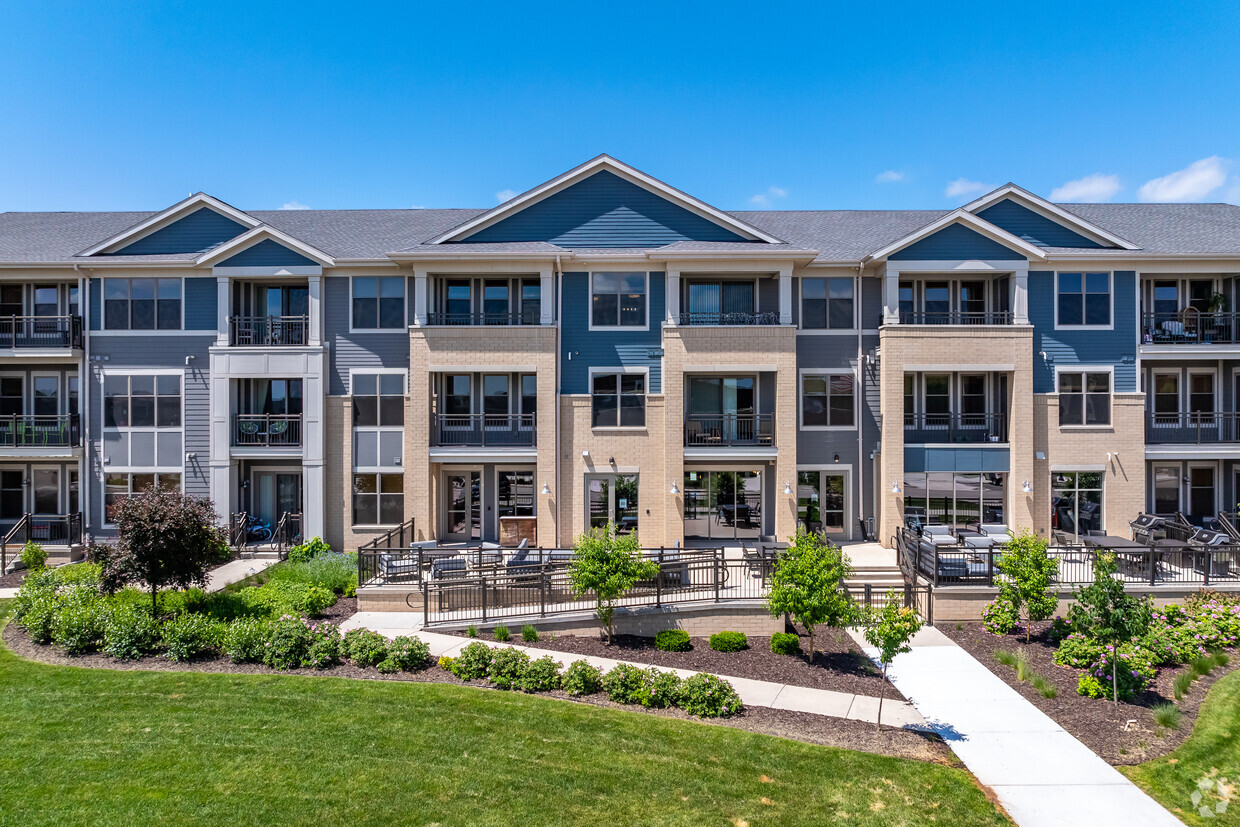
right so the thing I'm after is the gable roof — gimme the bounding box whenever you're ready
[961,184,1138,249]
[197,225,334,267]
[78,192,259,256]
[863,209,1048,263]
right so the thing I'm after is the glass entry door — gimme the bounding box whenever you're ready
[587,474,639,536]
[252,471,302,527]
[796,471,846,537]
[682,470,761,540]
[445,470,482,541]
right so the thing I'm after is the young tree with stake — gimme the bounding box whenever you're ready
[863,593,924,731]
[765,529,855,657]
[567,524,658,643]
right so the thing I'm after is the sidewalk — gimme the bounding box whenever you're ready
[203,558,276,593]
[340,613,925,728]
[849,626,1181,827]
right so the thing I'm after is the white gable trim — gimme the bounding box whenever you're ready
[78,192,260,256]
[962,184,1139,250]
[428,154,784,245]
[196,225,335,267]
[864,209,1048,263]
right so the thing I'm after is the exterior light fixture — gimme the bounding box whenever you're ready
[833,454,840,463]
[540,483,551,496]
[670,483,680,495]
[783,482,793,495]
[1021,480,1032,494]
[891,481,901,494]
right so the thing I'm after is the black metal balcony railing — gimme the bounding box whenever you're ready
[1142,311,1240,345]
[0,315,82,349]
[898,311,1013,325]
[229,316,309,346]
[684,413,774,447]
[1146,411,1240,444]
[426,311,537,326]
[904,412,1007,444]
[0,414,81,448]
[678,311,780,326]
[433,413,536,447]
[231,414,303,447]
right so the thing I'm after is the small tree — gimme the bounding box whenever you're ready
[566,524,658,643]
[994,531,1059,644]
[863,593,924,730]
[92,487,230,616]
[1068,552,1152,704]
[765,529,855,657]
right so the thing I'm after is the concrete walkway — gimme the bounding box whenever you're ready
[340,612,925,728]
[203,558,276,593]
[849,626,1181,827]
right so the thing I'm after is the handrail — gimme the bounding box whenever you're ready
[229,512,249,548]
[274,512,302,558]
[357,517,417,552]
[684,413,774,446]
[1145,410,1240,444]
[903,411,1007,443]
[431,412,536,448]
[677,311,781,326]
[426,311,535,326]
[228,315,309,346]
[0,315,82,348]
[898,311,1012,325]
[231,413,303,447]
[1142,310,1240,345]
[1,514,31,574]
[0,414,81,448]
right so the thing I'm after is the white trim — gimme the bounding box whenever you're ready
[864,210,1048,263]
[429,155,782,245]
[99,274,187,332]
[960,184,1139,250]
[797,274,857,331]
[1053,270,1115,331]
[586,271,650,332]
[793,465,855,541]
[347,274,408,334]
[588,366,650,430]
[346,367,409,396]
[797,367,859,431]
[79,193,259,257]
[1053,365,1115,428]
[198,225,335,268]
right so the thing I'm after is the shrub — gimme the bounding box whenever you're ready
[1077,673,1106,699]
[50,562,102,588]
[1079,643,1156,701]
[242,580,338,619]
[981,597,1020,636]
[493,625,511,642]
[261,615,313,670]
[561,660,603,696]
[679,673,744,718]
[342,628,389,668]
[655,629,691,652]
[20,541,47,572]
[102,604,161,659]
[162,614,223,662]
[602,663,646,704]
[1152,702,1181,730]
[297,586,335,618]
[450,642,493,682]
[1172,671,1195,700]
[770,632,801,656]
[437,655,455,671]
[521,625,539,643]
[1053,632,1104,668]
[287,536,332,564]
[994,531,1059,643]
[765,528,855,655]
[637,668,684,709]
[466,625,479,638]
[304,623,342,669]
[1048,616,1072,643]
[378,636,430,673]
[488,647,530,690]
[518,656,561,693]
[708,631,748,653]
[223,617,271,663]
[51,593,108,655]
[17,590,59,644]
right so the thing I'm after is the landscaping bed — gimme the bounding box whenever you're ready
[0,566,28,588]
[944,619,1238,765]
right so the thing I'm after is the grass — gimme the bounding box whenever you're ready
[1173,671,1196,700]
[0,604,1007,826]
[1151,702,1182,731]
[994,649,1057,698]
[1123,670,1240,825]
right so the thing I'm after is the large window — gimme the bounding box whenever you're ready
[801,374,854,428]
[591,272,646,328]
[903,472,1005,529]
[104,374,181,428]
[101,374,183,498]
[1058,371,1110,426]
[353,373,404,471]
[104,472,181,523]
[104,278,181,330]
[682,470,762,540]
[352,276,405,329]
[352,473,403,526]
[497,470,535,518]
[591,372,645,428]
[1052,471,1102,538]
[801,277,854,329]
[796,471,845,536]
[1057,272,1111,327]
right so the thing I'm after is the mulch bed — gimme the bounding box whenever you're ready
[452,625,909,701]
[1,620,950,765]
[943,620,1238,765]
[0,568,27,588]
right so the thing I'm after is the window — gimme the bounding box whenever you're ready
[924,375,950,418]
[0,377,20,416]
[483,280,509,323]
[801,374,854,428]
[104,472,180,523]
[801,277,854,329]
[1058,371,1110,426]
[445,280,471,322]
[588,474,639,535]
[483,375,509,417]
[1152,373,1179,416]
[903,472,1006,528]
[1051,471,1102,538]
[101,373,183,479]
[33,376,58,416]
[1189,466,1216,518]
[520,374,537,416]
[352,473,403,525]
[352,276,404,329]
[1189,373,1215,417]
[1058,272,1110,327]
[352,373,404,471]
[592,372,646,427]
[443,375,471,416]
[903,375,915,421]
[591,272,646,327]
[497,470,535,518]
[521,279,541,325]
[104,278,181,330]
[959,374,986,415]
[1153,465,1179,514]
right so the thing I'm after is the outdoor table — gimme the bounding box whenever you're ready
[1152,537,1193,572]
[1086,535,1155,577]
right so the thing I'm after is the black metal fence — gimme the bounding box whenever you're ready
[229,315,309,346]
[677,311,781,326]
[1145,411,1240,444]
[0,414,81,447]
[432,413,536,447]
[426,311,537,326]
[684,413,774,447]
[231,414,302,447]
[904,412,1006,444]
[1,513,83,569]
[899,310,1013,325]
[0,315,82,348]
[1143,311,1240,345]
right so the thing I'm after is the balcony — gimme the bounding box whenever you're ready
[426,311,539,326]
[904,412,1007,444]
[0,414,81,448]
[432,413,536,448]
[685,413,774,447]
[231,414,302,447]
[1142,311,1240,346]
[1146,411,1240,444]
[898,311,1013,326]
[677,311,780,326]
[229,316,309,346]
[0,316,82,350]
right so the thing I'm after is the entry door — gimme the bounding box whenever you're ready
[445,470,482,541]
[31,468,59,514]
[587,474,639,536]
[796,471,847,538]
[1188,466,1216,521]
[252,471,302,526]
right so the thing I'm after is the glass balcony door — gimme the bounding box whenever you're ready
[688,376,755,443]
[683,470,761,540]
[444,469,482,541]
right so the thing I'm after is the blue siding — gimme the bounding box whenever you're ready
[561,271,664,393]
[890,223,1027,261]
[1029,270,1137,393]
[184,277,218,330]
[323,276,408,395]
[89,277,101,331]
[112,208,247,255]
[977,200,1104,248]
[905,447,1010,473]
[216,238,317,268]
[461,171,749,248]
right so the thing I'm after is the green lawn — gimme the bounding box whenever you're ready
[0,607,1006,826]
[1122,670,1240,825]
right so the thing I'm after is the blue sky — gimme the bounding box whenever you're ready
[1,0,1238,213]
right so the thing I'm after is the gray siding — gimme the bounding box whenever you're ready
[890,224,1027,261]
[112,207,246,255]
[324,276,408,395]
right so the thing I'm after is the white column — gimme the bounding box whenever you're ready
[301,350,327,538]
[414,269,429,326]
[307,274,322,345]
[666,268,680,325]
[883,269,901,324]
[538,267,553,325]
[1012,269,1030,324]
[778,265,792,325]
[207,350,233,521]
[216,276,230,345]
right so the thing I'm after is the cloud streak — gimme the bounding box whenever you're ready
[945,178,988,198]
[495,189,518,203]
[1050,173,1121,203]
[875,170,904,183]
[279,200,310,210]
[1138,156,1230,202]
[749,186,788,206]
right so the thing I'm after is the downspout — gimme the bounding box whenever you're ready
[74,264,91,540]
[554,254,563,546]
[856,264,866,541]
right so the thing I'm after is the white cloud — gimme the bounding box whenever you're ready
[495,189,518,203]
[875,170,905,183]
[1050,173,1121,203]
[1138,156,1231,202]
[944,178,989,198]
[749,186,788,206]
[279,200,310,210]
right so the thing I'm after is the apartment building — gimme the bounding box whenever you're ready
[2,155,1239,552]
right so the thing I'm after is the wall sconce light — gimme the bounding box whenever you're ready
[608,456,615,466]
[669,482,680,495]
[240,480,249,490]
[833,454,840,463]
[891,481,901,494]
[540,483,551,496]
[783,482,793,495]
[581,450,590,458]
[1021,479,1032,494]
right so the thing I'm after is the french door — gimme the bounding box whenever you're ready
[444,469,482,541]
[587,474,639,536]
